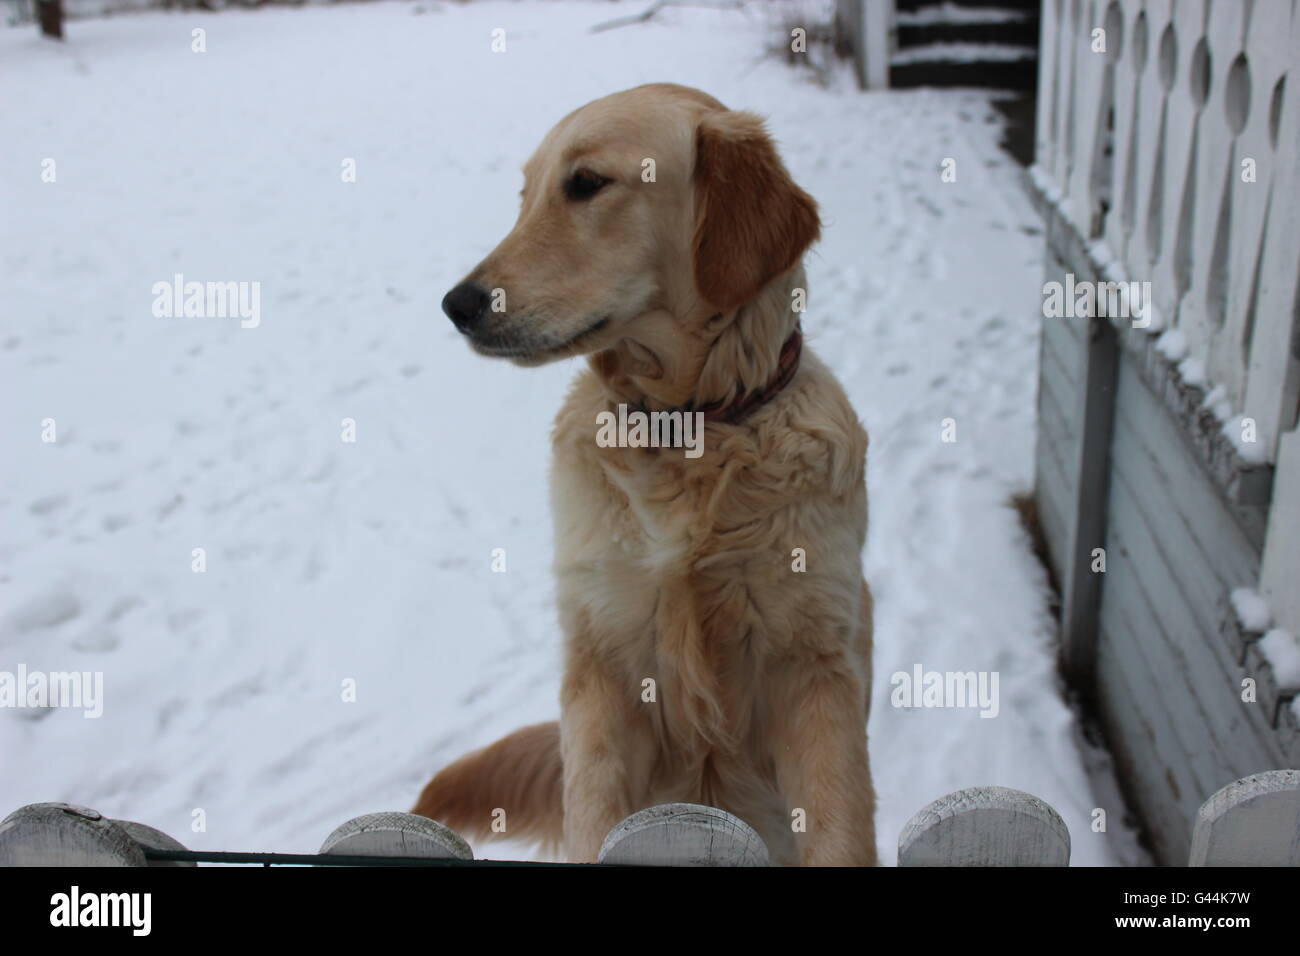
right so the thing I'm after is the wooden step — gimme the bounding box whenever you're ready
[897,18,1039,48]
[895,0,1038,11]
[889,54,1038,90]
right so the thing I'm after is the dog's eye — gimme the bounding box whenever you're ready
[564,169,611,201]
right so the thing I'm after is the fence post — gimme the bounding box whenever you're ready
[320,811,473,861]
[860,0,893,89]
[36,0,61,39]
[1058,310,1120,691]
[0,803,147,866]
[1189,770,1300,866]
[598,803,769,866]
[835,0,893,90]
[111,819,196,867]
[898,786,1071,866]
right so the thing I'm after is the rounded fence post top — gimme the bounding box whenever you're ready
[112,819,195,867]
[2,801,103,824]
[320,811,473,861]
[1190,769,1300,866]
[1197,769,1300,821]
[898,786,1071,867]
[0,803,147,867]
[598,803,770,867]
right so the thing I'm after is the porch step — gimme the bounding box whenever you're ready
[890,1,1040,90]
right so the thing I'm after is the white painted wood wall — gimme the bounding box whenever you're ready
[1033,1,1300,639]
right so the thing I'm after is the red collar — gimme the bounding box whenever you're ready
[684,324,804,425]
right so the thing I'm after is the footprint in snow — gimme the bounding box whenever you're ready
[101,513,132,533]
[2,590,82,640]
[29,494,69,515]
[71,624,120,653]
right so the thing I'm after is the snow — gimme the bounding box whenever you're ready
[890,42,1037,66]
[0,1,1141,865]
[895,3,1030,26]
[1088,239,1116,270]
[1258,630,1300,692]
[1157,339,1264,463]
[1224,413,1269,464]
[1178,355,1209,388]
[1200,384,1231,423]
[1230,588,1273,634]
[1027,164,1062,204]
[1155,328,1189,362]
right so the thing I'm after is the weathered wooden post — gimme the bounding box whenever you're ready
[898,786,1071,866]
[835,0,893,90]
[112,819,196,867]
[1057,310,1119,692]
[0,803,147,866]
[598,803,769,866]
[37,0,62,39]
[1189,770,1300,866]
[320,811,473,861]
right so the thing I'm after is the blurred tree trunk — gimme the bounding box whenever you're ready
[38,0,63,40]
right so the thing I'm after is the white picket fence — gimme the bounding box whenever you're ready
[1032,0,1300,460]
[3,770,1296,866]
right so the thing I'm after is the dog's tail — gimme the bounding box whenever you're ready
[411,721,564,851]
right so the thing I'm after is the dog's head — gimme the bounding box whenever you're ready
[441,83,820,367]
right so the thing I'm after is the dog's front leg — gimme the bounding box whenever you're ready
[770,662,877,866]
[559,658,644,862]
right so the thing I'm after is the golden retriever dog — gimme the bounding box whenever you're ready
[415,83,875,866]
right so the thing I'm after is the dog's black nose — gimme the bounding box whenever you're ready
[442,281,490,332]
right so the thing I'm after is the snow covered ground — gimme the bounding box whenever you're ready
[0,0,1145,865]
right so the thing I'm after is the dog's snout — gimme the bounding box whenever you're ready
[442,281,490,332]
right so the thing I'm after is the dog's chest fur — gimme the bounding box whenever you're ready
[551,355,868,758]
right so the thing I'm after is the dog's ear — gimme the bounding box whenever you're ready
[691,110,821,313]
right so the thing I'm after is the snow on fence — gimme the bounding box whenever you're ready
[1033,0,1299,459]
[3,772,1298,866]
